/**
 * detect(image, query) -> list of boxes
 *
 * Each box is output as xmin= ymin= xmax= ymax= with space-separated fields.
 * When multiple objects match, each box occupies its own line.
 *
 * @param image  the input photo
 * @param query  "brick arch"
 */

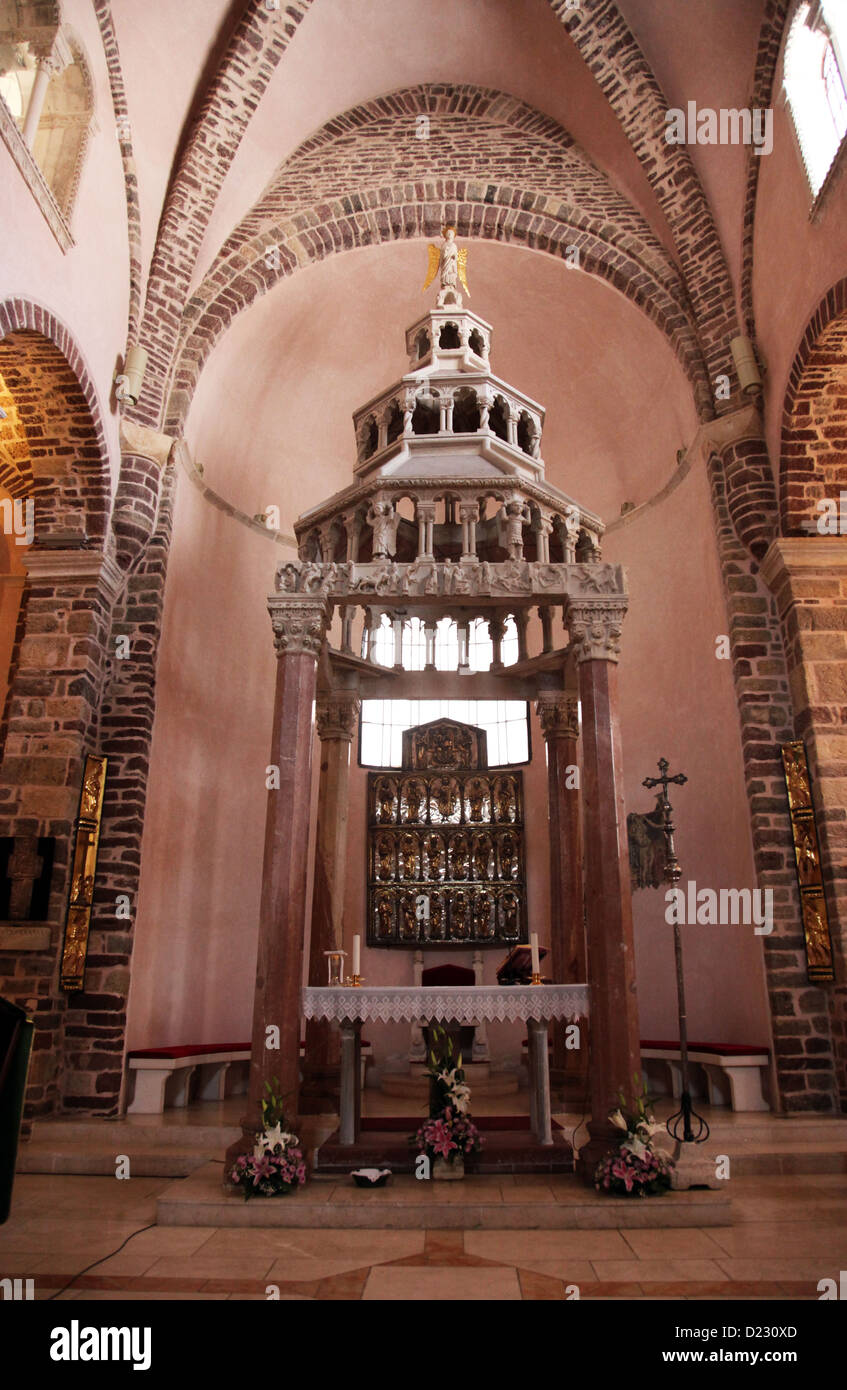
xmin=165 ymin=86 xmax=710 ymax=431
xmin=780 ymin=277 xmax=847 ymax=535
xmin=549 ymin=0 xmax=738 ymax=385
xmin=0 ymin=300 xmax=111 ymax=541
xmin=128 ymin=0 xmax=314 ymax=430
xmin=740 ymin=0 xmax=791 ymax=339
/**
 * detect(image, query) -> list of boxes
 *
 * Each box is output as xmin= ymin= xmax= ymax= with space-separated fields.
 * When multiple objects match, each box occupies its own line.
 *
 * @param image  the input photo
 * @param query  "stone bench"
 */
xmin=641 ymin=1039 xmax=771 ymax=1113
xmin=126 ymin=1040 xmax=372 ymax=1114
xmin=126 ymin=1043 xmax=251 ymax=1114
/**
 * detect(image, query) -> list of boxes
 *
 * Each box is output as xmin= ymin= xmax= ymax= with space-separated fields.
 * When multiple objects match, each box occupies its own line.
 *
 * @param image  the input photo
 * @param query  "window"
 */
xmin=369 ymin=615 xmax=519 ymax=671
xmin=784 ymin=1 xmax=847 ymax=199
xmin=359 ymin=699 xmax=530 ymax=769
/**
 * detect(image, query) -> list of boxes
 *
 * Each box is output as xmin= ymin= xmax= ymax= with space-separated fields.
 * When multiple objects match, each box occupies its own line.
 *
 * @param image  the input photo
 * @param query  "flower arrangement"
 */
xmin=413 ymin=1024 xmax=482 ymax=1168
xmin=229 ymin=1077 xmax=307 ymax=1200
xmin=594 ymin=1079 xmax=675 ymax=1198
xmin=415 ymin=1107 xmax=481 ymax=1163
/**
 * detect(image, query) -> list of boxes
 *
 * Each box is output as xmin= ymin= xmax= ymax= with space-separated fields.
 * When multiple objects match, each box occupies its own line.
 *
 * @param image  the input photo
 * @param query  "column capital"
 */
xmin=458 ymin=500 xmax=480 ymax=522
xmin=566 ymin=598 xmax=627 ymax=664
xmin=535 ymin=693 xmax=580 ymax=740
xmin=268 ymin=597 xmax=328 ymax=658
xmin=316 ymin=694 xmax=360 ymax=742
xmin=415 ymin=498 xmax=437 ymax=521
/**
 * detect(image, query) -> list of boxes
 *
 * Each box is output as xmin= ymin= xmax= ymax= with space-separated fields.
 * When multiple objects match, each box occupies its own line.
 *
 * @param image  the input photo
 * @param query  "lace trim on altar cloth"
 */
xmin=302 ymin=983 xmax=588 ymax=1024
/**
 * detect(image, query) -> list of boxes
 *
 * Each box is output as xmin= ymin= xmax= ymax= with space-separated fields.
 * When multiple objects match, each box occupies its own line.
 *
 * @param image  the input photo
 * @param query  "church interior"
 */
xmin=1 ymin=0 xmax=847 ymax=1310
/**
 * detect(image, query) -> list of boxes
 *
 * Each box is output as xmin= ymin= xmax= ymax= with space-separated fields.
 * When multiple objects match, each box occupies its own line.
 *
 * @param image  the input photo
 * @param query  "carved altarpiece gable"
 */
xmin=367 ymin=718 xmax=527 ymax=948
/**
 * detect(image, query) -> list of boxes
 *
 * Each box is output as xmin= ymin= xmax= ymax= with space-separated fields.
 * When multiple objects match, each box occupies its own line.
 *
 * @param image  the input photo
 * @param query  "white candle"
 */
xmin=530 ymin=933 xmax=540 ymax=976
xmin=352 ymin=934 xmax=361 ymax=977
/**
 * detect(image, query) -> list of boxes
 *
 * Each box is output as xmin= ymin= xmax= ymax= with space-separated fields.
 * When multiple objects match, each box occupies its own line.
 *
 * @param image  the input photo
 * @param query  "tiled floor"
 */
xmin=2 ymin=1171 xmax=845 ymax=1300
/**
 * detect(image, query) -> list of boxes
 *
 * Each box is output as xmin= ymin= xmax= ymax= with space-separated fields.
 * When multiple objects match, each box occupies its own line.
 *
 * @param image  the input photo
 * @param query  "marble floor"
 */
xmin=2 ymin=1170 xmax=845 ymax=1301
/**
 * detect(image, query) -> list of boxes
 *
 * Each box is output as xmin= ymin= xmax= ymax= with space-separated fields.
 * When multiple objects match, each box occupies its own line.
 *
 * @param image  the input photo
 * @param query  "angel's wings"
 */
xmin=457 ymin=247 xmax=470 ymax=298
xmin=422 ymin=244 xmax=441 ymax=292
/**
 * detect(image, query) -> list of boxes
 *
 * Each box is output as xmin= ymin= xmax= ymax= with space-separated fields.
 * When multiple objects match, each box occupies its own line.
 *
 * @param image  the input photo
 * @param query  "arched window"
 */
xmin=784 ymin=1 xmax=847 ymax=199
xmin=0 ymin=16 xmax=93 ymax=231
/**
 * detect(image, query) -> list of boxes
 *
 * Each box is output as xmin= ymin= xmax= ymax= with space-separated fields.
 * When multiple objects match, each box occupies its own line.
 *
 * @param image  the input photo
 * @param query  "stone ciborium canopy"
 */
xmin=276 ymin=249 xmax=627 ymax=679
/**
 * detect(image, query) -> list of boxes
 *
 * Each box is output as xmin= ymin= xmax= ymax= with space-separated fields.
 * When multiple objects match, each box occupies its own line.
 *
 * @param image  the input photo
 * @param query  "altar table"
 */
xmin=302 ymin=984 xmax=589 ymax=1148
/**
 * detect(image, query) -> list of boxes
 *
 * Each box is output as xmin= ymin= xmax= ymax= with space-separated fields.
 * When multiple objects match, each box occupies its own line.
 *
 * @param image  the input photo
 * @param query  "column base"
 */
xmin=574 ymin=1120 xmax=620 ymax=1185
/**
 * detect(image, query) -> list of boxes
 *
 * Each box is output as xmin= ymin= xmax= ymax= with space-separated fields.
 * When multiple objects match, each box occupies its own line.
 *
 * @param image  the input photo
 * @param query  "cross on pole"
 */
xmin=641 ymin=759 xmax=708 ymax=1145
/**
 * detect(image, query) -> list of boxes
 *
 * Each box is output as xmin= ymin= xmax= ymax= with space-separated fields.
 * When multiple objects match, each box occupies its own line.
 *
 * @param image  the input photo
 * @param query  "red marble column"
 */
xmin=226 ymin=597 xmax=327 ymax=1171
xmin=300 ymin=692 xmax=360 ymax=1112
xmin=535 ymin=691 xmax=586 ymax=1094
xmin=566 ymin=598 xmax=641 ymax=1180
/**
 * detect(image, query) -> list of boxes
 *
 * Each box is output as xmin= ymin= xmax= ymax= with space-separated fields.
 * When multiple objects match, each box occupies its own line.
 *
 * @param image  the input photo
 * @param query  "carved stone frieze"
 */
xmin=268 ymin=598 xmax=328 ymax=658
xmin=273 ymin=558 xmax=626 ymax=605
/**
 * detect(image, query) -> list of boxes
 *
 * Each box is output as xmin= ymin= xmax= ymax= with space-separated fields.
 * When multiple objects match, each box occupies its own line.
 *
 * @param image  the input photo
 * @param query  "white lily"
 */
xmin=609 ymin=1108 xmax=628 ymax=1130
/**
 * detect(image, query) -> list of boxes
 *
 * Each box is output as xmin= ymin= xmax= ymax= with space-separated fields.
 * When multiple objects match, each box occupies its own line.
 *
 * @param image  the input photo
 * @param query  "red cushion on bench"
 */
xmin=127 ymin=1042 xmax=251 ymax=1060
xmin=641 ymin=1039 xmax=768 ymax=1056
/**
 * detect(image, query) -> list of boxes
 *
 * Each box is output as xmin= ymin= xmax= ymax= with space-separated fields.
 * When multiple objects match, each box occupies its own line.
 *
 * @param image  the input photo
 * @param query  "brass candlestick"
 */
xmin=348 ymin=974 xmax=364 ymax=988
xmin=529 ymin=972 xmax=543 ymax=986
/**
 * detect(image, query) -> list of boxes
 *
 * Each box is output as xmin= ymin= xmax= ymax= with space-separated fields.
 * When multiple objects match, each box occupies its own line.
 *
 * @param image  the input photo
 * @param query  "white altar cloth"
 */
xmin=302 ymin=983 xmax=589 ymax=1025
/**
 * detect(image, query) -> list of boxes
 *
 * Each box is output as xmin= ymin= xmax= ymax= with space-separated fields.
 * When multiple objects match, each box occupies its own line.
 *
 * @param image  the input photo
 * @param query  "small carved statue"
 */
xmin=422 ymin=226 xmax=470 ymax=307
xmin=473 ymin=832 xmax=492 ymax=881
xmin=377 ymin=895 xmax=394 ymax=938
xmin=451 ymin=832 xmax=469 ymax=880
xmin=400 ymin=893 xmax=417 ymax=939
xmin=376 ymin=837 xmax=393 ymax=880
xmin=451 ymin=890 xmax=468 ymax=939
xmin=502 ymin=889 xmax=520 ymax=939
xmin=425 ymin=834 xmax=445 ymax=879
xmin=796 ymin=822 xmax=820 ymax=883
xmin=367 ymin=500 xmax=400 ymax=558
xmin=802 ymin=899 xmax=831 ymax=968
xmin=376 ymin=781 xmax=395 ymax=823
xmin=399 ymin=833 xmax=418 ymax=880
xmin=495 ymin=778 xmax=514 ymax=822
xmin=403 ymin=779 xmax=425 ymax=822
xmin=499 ymin=831 xmax=516 ymax=880
xmin=473 ymin=892 xmax=493 ymax=939
xmin=466 ymin=779 xmax=487 ymax=822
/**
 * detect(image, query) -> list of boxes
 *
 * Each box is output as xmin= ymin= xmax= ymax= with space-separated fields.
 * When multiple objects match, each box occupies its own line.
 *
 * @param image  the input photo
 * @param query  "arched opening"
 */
xmin=385 ymin=399 xmax=403 ymax=446
xmin=452 ymin=387 xmax=480 ymax=434
xmin=0 ymin=21 xmax=93 ymax=222
xmin=468 ymin=327 xmax=486 ymax=357
xmin=784 ymin=1 xmax=847 ymax=198
xmin=411 ymin=393 xmax=439 ymax=436
xmin=414 ymin=328 xmax=430 ymax=360
xmin=438 ymin=322 xmax=461 ymax=350
xmin=358 ymin=414 xmax=378 ymax=461
xmin=489 ymin=395 xmax=509 ymax=442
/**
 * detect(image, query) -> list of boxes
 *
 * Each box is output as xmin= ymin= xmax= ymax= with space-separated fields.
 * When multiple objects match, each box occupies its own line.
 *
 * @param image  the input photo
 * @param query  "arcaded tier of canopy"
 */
xmin=295 ymin=305 xmax=604 ymax=570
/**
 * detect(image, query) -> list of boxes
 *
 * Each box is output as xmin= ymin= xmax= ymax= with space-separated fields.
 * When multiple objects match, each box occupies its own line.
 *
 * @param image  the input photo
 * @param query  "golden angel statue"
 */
xmin=422 ymin=226 xmax=469 ymax=306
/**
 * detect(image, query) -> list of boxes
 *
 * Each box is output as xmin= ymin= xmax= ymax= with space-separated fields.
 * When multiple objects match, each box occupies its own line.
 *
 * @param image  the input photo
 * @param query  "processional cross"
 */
xmin=641 ymin=759 xmax=709 ymax=1145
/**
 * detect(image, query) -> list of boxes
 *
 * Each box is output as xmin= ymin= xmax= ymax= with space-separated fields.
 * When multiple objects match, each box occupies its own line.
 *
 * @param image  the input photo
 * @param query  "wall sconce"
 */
xmin=114 ymin=345 xmax=148 ymax=406
xmin=730 ymin=335 xmax=763 ymax=395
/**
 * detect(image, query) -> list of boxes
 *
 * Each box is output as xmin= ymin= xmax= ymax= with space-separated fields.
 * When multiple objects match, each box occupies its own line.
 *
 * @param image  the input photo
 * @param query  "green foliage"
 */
xmin=261 ymin=1075 xmax=290 ymax=1130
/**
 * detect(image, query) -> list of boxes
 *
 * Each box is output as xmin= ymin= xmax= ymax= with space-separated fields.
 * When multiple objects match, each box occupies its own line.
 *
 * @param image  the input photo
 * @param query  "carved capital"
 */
xmin=268 ymin=598 xmax=328 ymax=659
xmin=536 ymin=694 xmax=580 ymax=741
xmin=316 ymin=694 xmax=360 ymax=742
xmin=566 ymin=599 xmax=627 ymax=664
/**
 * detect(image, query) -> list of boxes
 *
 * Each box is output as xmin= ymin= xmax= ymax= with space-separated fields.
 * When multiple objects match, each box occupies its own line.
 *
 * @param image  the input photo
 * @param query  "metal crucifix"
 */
xmin=642 ymin=759 xmax=709 ymax=1145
